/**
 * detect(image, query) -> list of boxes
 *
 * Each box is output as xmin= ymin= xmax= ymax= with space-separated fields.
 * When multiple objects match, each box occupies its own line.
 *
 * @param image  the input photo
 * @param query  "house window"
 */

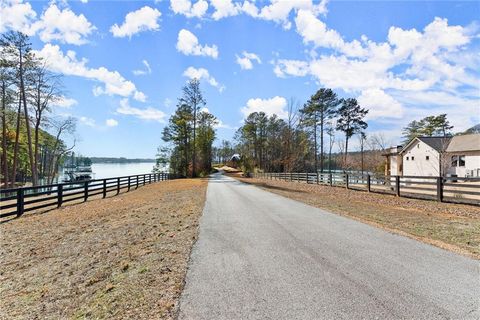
xmin=426 ymin=156 xmax=429 ymax=160
xmin=459 ymin=155 xmax=466 ymax=167
xmin=411 ymin=156 xmax=415 ymax=161
xmin=417 ymin=144 xmax=420 ymax=148
xmin=406 ymin=157 xmax=409 ymax=160
xmin=451 ymin=155 xmax=458 ymax=167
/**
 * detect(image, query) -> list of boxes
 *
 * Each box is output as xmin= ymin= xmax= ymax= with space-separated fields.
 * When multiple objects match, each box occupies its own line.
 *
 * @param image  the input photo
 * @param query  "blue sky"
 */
xmin=1 ymin=0 xmax=479 ymax=158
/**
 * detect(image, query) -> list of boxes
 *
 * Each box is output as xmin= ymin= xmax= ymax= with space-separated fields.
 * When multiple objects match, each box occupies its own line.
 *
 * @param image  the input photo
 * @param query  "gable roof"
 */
xmin=446 ymin=134 xmax=480 ymax=152
xmin=417 ymin=136 xmax=451 ymax=152
xmin=400 ymin=136 xmax=451 ymax=154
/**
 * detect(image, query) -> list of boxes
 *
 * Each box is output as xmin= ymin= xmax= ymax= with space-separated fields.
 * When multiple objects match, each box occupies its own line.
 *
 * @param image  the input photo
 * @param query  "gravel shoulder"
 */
xmin=229 ymin=173 xmax=480 ymax=259
xmin=0 ymin=178 xmax=208 ymax=319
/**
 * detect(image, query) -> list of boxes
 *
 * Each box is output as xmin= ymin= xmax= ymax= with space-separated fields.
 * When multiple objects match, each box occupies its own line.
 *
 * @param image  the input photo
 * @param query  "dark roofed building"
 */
xmin=385 ymin=134 xmax=480 ymax=177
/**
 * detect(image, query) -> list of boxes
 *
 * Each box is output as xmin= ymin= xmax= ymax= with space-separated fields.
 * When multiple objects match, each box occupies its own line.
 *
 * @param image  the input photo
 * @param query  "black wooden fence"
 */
xmin=0 ymin=172 xmax=174 ymax=219
xmin=254 ymin=172 xmax=480 ymax=206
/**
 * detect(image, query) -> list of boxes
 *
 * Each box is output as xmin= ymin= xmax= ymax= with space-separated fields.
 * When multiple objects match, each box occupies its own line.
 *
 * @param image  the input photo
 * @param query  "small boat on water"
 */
xmin=63 ymin=165 xmax=95 ymax=182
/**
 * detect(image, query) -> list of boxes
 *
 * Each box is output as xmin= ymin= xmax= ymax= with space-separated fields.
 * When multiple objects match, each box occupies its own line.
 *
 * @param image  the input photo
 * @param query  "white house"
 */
xmin=446 ymin=134 xmax=480 ymax=178
xmin=384 ymin=133 xmax=480 ymax=177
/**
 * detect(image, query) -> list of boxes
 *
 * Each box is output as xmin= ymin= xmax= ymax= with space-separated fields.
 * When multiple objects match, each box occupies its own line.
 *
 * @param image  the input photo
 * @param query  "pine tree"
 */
xmin=300 ymin=88 xmax=339 ymax=173
xmin=336 ymin=98 xmax=368 ymax=167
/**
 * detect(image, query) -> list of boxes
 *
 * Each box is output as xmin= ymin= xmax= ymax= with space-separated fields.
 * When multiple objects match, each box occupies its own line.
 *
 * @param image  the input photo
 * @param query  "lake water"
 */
xmin=91 ymin=162 xmax=157 ymax=179
xmin=55 ymin=162 xmax=158 ymax=182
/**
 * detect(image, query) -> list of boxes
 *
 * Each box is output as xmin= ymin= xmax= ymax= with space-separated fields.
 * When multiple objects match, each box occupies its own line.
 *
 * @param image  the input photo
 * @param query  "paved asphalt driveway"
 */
xmin=178 ymin=173 xmax=479 ymax=319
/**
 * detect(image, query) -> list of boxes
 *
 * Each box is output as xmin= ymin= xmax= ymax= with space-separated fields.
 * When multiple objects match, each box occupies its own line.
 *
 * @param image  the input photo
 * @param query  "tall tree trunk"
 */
xmin=192 ymin=106 xmax=196 ymax=178
xmin=11 ymin=95 xmax=21 ymax=187
xmin=320 ymin=112 xmax=324 ymax=173
xmin=18 ymin=49 xmax=37 ymax=186
xmin=328 ymin=136 xmax=332 ymax=173
xmin=344 ymin=135 xmax=349 ymax=169
xmin=1 ymin=82 xmax=8 ymax=187
xmin=34 ymin=87 xmax=42 ymax=180
xmin=47 ymin=129 xmax=62 ymax=185
xmin=313 ymin=112 xmax=317 ymax=173
xmin=34 ymin=119 xmax=40 ymax=179
xmin=361 ymin=141 xmax=364 ymax=175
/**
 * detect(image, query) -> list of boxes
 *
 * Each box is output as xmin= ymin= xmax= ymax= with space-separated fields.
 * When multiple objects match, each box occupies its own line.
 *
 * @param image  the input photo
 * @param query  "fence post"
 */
xmin=306 ymin=172 xmax=309 ymax=184
xmin=437 ymin=177 xmax=443 ymax=202
xmin=57 ymin=184 xmax=63 ymax=208
xmin=17 ymin=188 xmax=24 ymax=217
xmin=117 ymin=177 xmax=120 ymax=195
xmin=103 ymin=179 xmax=107 ymax=198
xmin=84 ymin=181 xmax=89 ymax=202
xmin=316 ymin=172 xmax=319 ymax=184
xmin=395 ymin=176 xmax=401 ymax=197
xmin=128 ymin=176 xmax=131 ymax=191
xmin=136 ymin=175 xmax=139 ymax=189
xmin=345 ymin=174 xmax=349 ymax=189
xmin=329 ymin=173 xmax=333 ymax=186
xmin=367 ymin=175 xmax=371 ymax=192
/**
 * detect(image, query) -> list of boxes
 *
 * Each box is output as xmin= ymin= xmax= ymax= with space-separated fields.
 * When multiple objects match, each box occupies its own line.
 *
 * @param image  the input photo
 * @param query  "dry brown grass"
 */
xmin=231 ymin=175 xmax=480 ymax=259
xmin=0 ymin=178 xmax=208 ymax=319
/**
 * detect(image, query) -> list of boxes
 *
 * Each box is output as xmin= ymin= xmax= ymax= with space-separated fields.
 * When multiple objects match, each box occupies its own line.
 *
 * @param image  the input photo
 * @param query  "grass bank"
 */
xmin=229 ymin=173 xmax=480 ymax=259
xmin=0 ymin=178 xmax=208 ymax=319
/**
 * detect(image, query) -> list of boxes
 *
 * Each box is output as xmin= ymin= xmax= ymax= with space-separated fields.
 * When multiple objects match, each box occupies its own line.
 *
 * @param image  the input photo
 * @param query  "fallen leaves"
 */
xmin=0 ymin=179 xmax=208 ymax=319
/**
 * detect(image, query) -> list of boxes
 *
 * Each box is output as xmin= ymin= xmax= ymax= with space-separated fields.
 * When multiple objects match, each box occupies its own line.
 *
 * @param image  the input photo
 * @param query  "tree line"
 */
xmin=1 ymin=31 xmax=76 ymax=188
xmin=158 ymin=79 xmax=217 ymax=177
xmin=230 ymin=89 xmax=371 ymax=174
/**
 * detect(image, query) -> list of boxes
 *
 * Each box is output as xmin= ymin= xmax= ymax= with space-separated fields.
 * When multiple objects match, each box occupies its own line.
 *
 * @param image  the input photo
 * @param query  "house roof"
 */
xmin=400 ymin=136 xmax=451 ymax=154
xmin=417 ymin=136 xmax=451 ymax=152
xmin=446 ymin=133 xmax=480 ymax=152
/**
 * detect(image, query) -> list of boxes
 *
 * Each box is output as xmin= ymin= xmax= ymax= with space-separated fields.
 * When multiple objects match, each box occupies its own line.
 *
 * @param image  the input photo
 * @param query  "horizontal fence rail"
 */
xmin=254 ymin=172 xmax=480 ymax=206
xmin=0 ymin=172 xmax=175 ymax=219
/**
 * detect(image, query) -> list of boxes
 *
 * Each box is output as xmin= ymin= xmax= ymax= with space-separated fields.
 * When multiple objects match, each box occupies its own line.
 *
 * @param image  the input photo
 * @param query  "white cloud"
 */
xmin=357 ymin=88 xmax=404 ymax=120
xmin=295 ymin=9 xmax=364 ymax=57
xmin=283 ymin=16 xmax=477 ymax=92
xmin=1 ymin=2 xmax=95 ymax=45
xmin=257 ymin=0 xmax=328 ymax=29
xmin=273 ymin=59 xmax=309 ymax=78
xmin=133 ymin=59 xmax=152 ymax=76
xmin=117 ymin=98 xmax=166 ymax=123
xmin=79 ymin=116 xmax=95 ymax=127
xmin=29 ymin=4 xmax=95 ymax=45
xmin=110 ymin=6 xmax=161 ymax=38
xmin=0 ymin=0 xmax=37 ymax=34
xmin=34 ymin=44 xmax=146 ymax=101
xmin=241 ymin=96 xmax=288 ymax=119
xmin=274 ymin=15 xmax=479 ymax=131
xmin=170 ymin=0 xmax=208 ymax=18
xmin=236 ymin=51 xmax=261 ymax=70
xmin=183 ymin=66 xmax=224 ymax=92
xmin=52 ymin=96 xmax=78 ymax=108
xmin=210 ymin=0 xmax=241 ymax=20
xmin=105 ymin=119 xmax=119 ymax=127
xmin=198 ymin=0 xmax=328 ymax=29
xmin=176 ymin=29 xmax=218 ymax=58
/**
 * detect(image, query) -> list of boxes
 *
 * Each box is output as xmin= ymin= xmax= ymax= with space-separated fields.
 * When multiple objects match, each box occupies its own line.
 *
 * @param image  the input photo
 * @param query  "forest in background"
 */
xmin=1 ymin=31 xmax=76 ymax=188
xmin=212 ymin=88 xmax=461 ymax=176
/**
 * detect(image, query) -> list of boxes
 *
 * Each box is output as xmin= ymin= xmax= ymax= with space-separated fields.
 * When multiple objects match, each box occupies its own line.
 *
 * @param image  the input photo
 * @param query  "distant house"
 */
xmin=228 ymin=153 xmax=241 ymax=168
xmin=446 ymin=134 xmax=480 ymax=178
xmin=384 ymin=133 xmax=480 ymax=177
